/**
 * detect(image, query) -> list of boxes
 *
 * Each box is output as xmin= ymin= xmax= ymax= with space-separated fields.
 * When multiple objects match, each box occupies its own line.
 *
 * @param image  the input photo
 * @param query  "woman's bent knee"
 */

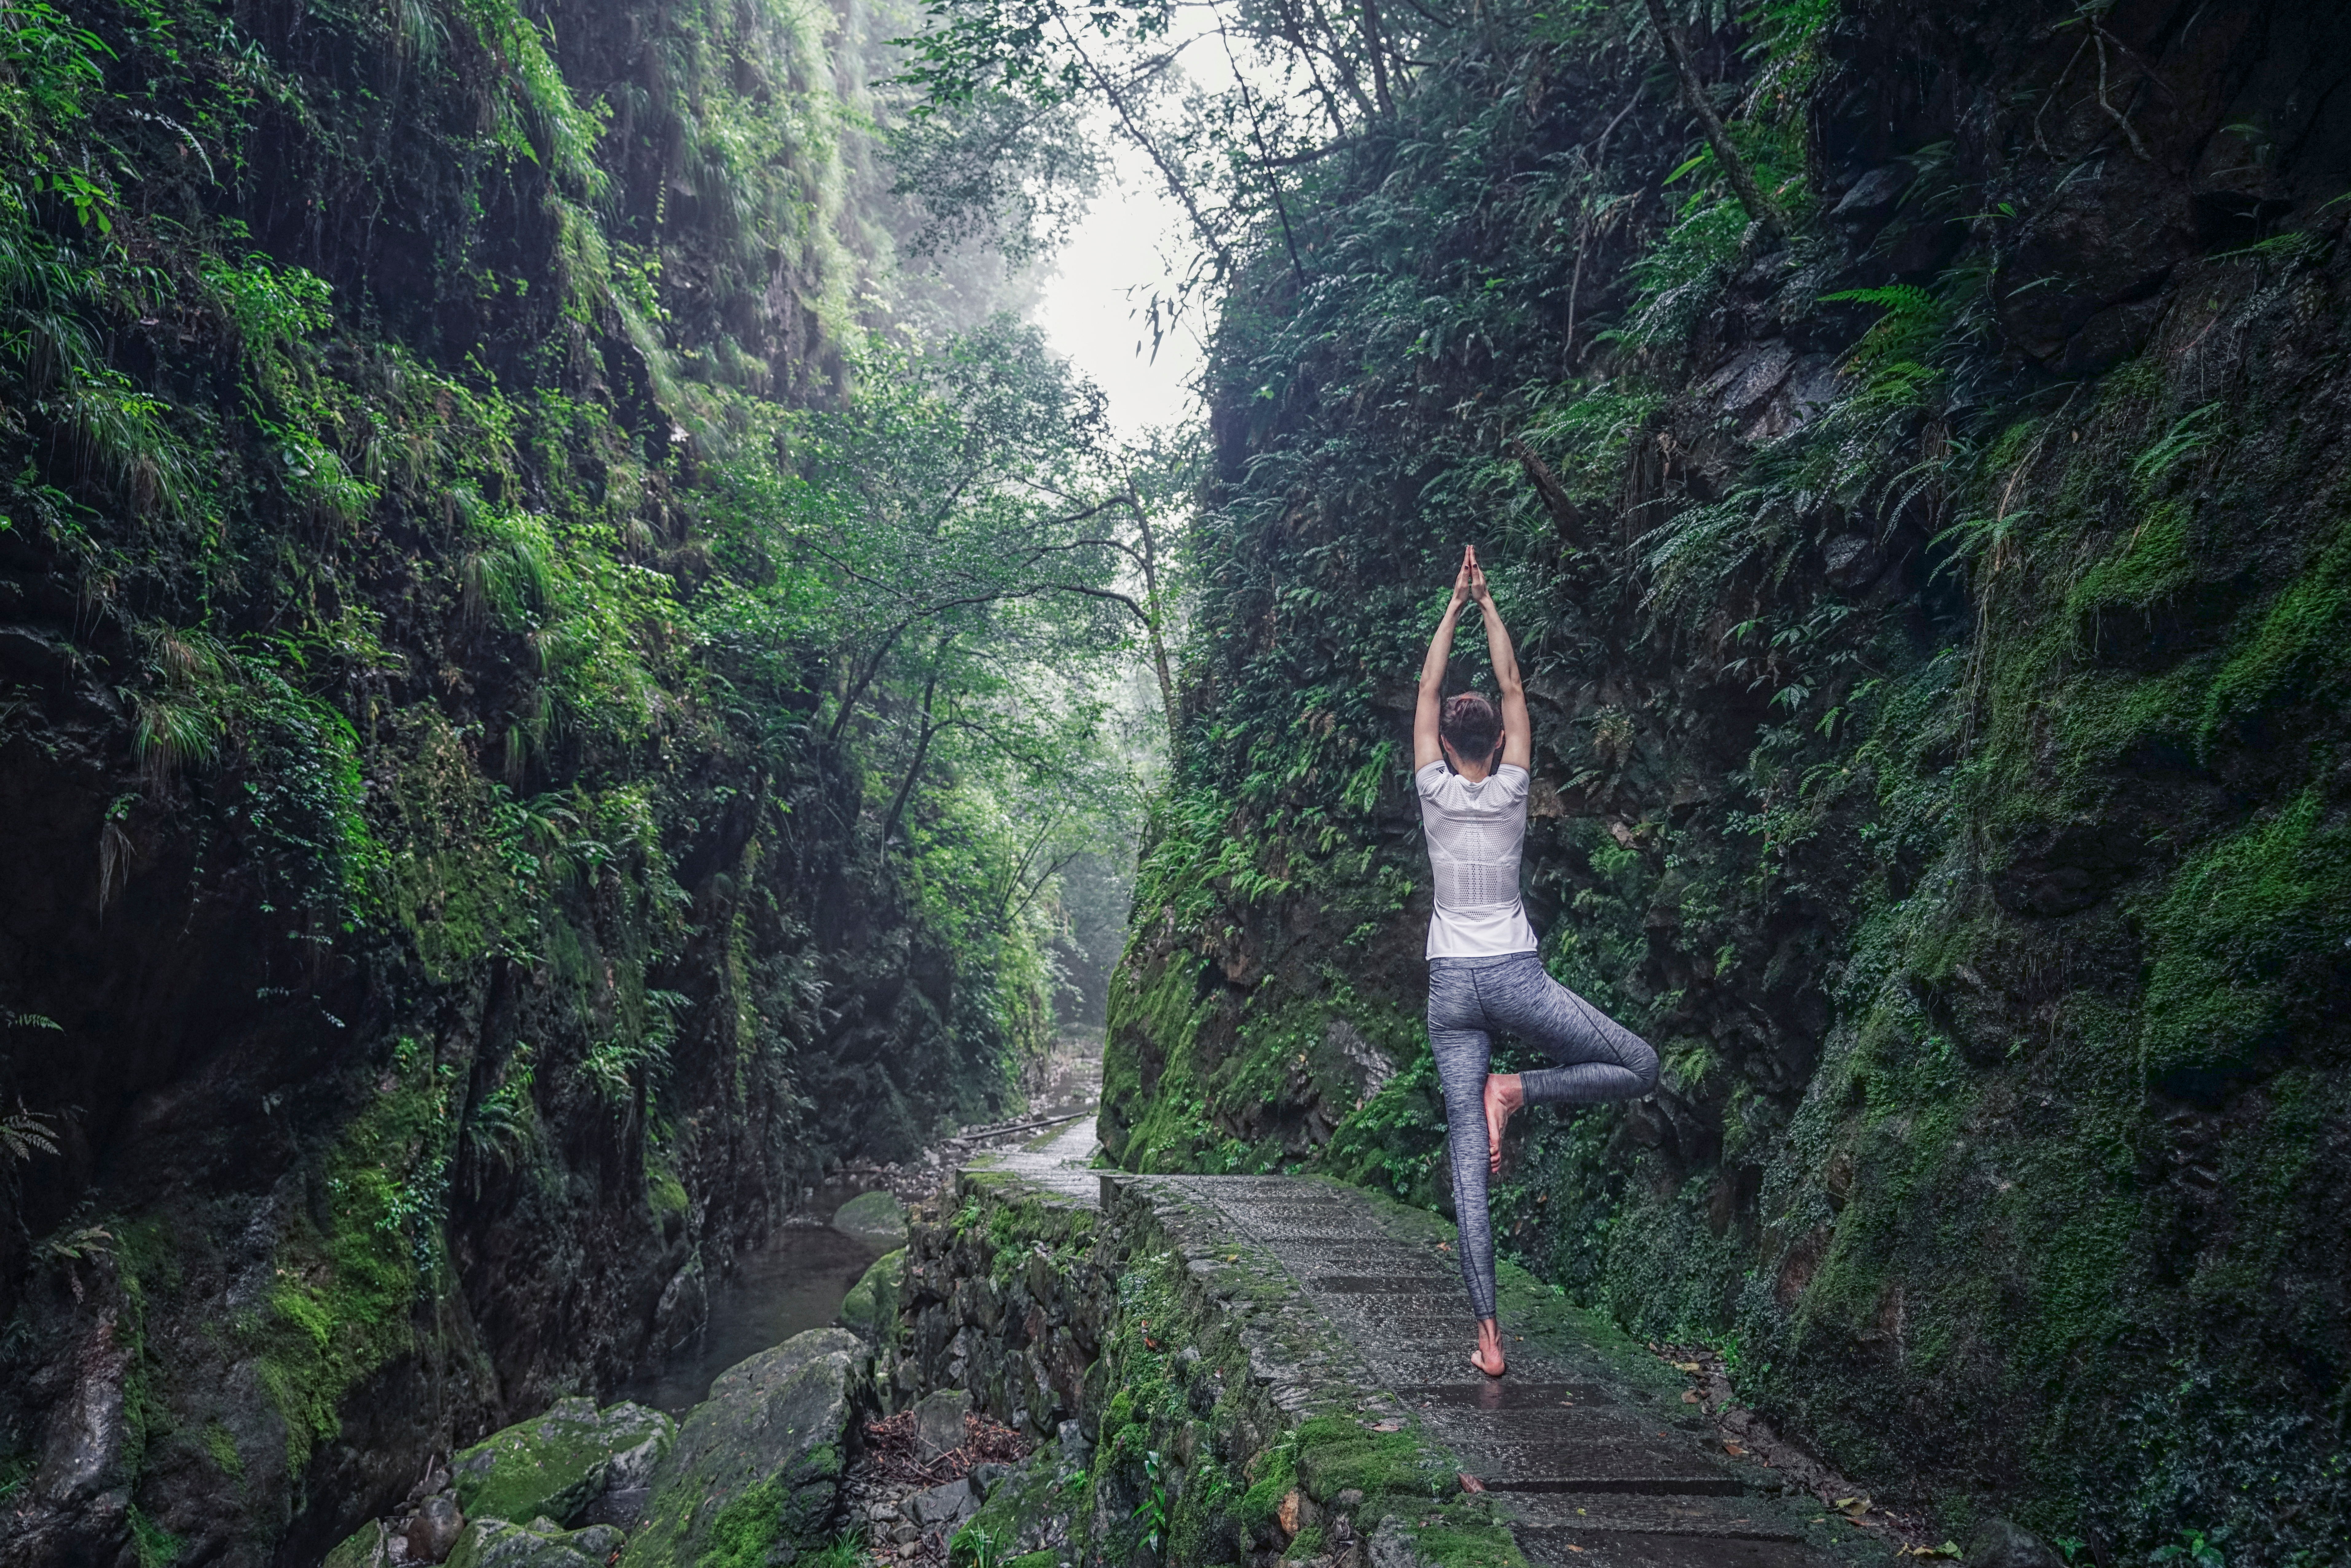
xmin=1627 ymin=1038 xmax=1660 ymax=1095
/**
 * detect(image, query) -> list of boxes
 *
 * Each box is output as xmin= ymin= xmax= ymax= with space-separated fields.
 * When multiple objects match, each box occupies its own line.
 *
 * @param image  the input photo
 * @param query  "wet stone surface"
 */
xmin=1134 ymin=1176 xmax=1835 ymax=1567
xmin=961 ymin=1116 xmax=1104 ymax=1207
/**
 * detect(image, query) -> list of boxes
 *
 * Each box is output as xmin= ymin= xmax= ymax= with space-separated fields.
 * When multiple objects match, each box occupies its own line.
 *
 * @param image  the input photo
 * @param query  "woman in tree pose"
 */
xmin=1414 ymin=545 xmax=1659 ymax=1377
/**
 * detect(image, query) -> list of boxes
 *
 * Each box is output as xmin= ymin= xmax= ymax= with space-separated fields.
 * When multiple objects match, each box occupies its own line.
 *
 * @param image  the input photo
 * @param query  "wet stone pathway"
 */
xmin=1127 ymin=1176 xmax=1836 ymax=1568
xmin=965 ymin=1114 xmax=1102 ymax=1204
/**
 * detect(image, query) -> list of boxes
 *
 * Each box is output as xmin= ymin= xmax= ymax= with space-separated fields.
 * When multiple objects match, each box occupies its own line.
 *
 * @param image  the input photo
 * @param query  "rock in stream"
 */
xmin=617 ymin=1327 xmax=864 ymax=1568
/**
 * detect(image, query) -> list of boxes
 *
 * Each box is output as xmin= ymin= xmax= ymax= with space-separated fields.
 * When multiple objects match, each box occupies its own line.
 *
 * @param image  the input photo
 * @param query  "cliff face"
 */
xmin=1105 ymin=1 xmax=2351 ymax=1560
xmin=0 ymin=0 xmax=1036 ymax=1560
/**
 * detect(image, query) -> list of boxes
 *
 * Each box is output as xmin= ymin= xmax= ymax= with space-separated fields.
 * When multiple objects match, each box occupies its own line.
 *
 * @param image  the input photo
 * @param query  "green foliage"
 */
xmin=35 ymin=1220 xmax=115 ymax=1267
xmin=461 ymin=1054 xmax=540 ymax=1181
xmin=1321 ymin=1053 xmax=1445 ymax=1202
xmin=1819 ymin=282 xmax=1954 ymax=412
xmin=199 ymin=253 xmax=331 ymax=369
xmin=2150 ymin=1531 xmax=2228 ymax=1568
xmin=794 ymin=1538 xmax=875 ymax=1568
xmin=1129 ymin=1447 xmax=1168 ymax=1553
xmin=2133 ymin=401 xmax=2224 ymax=487
xmin=886 ymin=90 xmax=1102 ymax=263
xmin=451 ymin=0 xmax=608 ymax=196
xmin=1741 ymin=0 xmax=1836 ymax=72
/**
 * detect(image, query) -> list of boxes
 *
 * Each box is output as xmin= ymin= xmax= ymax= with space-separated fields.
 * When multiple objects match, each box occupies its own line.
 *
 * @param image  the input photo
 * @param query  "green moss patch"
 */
xmin=2141 ymin=788 xmax=2351 ymax=1100
xmin=838 ymin=1248 xmax=905 ymax=1341
xmin=249 ymin=1039 xmax=457 ymax=1478
xmin=451 ymin=1398 xmax=674 ymax=1528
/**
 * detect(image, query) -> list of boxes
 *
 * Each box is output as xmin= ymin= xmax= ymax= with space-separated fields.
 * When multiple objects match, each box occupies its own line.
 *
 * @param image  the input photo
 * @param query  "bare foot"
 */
xmin=1483 ymin=1072 xmax=1523 ymax=1175
xmin=1471 ymin=1317 xmax=1507 ymax=1378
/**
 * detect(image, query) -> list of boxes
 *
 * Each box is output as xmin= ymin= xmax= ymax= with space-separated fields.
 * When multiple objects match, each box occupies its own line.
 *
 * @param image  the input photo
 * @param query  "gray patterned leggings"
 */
xmin=1427 ymin=952 xmax=1658 ymax=1319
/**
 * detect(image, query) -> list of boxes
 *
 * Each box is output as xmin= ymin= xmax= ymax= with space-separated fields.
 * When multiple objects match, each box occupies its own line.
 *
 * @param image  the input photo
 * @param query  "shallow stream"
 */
xmin=611 ymin=1037 xmax=1104 ymax=1418
xmin=614 ymin=1219 xmax=883 ymax=1416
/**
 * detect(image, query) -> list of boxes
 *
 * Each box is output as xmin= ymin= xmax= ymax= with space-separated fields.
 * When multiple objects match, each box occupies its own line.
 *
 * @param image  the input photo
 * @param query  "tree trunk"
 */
xmin=880 ymin=643 xmax=952 ymax=846
xmin=1132 ymin=501 xmax=1182 ymax=764
xmin=1360 ymin=0 xmax=1393 ymax=113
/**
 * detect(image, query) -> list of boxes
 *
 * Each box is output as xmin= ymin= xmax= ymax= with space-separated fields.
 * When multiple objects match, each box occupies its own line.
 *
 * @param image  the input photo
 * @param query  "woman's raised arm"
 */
xmin=1414 ymin=547 xmax=1475 ymax=769
xmin=1467 ymin=549 xmax=1530 ymax=770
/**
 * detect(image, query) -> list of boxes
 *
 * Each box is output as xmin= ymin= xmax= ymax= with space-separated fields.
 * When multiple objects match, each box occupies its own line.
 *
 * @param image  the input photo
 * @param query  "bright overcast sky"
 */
xmin=1032 ymin=123 xmax=1208 ymax=440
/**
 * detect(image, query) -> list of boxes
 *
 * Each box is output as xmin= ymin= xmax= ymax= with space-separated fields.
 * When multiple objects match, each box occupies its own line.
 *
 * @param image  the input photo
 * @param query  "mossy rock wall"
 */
xmin=0 ymin=0 xmax=1046 ymax=1558
xmin=1102 ymin=1 xmax=2351 ymax=1562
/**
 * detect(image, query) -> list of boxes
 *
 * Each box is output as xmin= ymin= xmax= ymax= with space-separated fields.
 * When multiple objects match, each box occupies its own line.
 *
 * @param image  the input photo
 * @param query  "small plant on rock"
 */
xmin=2 ymin=1101 xmax=58 ymax=1161
xmin=950 ymin=1522 xmax=1003 ymax=1568
xmin=2149 ymin=1529 xmax=2225 ymax=1568
xmin=1131 ymin=1449 xmax=1169 ymax=1555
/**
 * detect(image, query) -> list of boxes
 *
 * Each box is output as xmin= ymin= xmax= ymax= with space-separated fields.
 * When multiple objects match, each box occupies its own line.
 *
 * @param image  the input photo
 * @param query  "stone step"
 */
xmin=1399 ymin=1381 xmax=1623 ymax=1408
xmin=1514 ymin=1527 xmax=1832 ymax=1567
xmin=1505 ymin=1491 xmax=1805 ymax=1539
xmin=1315 ymin=1300 xmax=1491 ymax=1348
xmin=1431 ymin=1428 xmax=1750 ymax=1496
xmin=1257 ymin=1238 xmax=1453 ymax=1261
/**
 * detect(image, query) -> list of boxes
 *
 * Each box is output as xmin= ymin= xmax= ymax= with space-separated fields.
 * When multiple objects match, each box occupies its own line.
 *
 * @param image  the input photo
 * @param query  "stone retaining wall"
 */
xmin=879 ymin=1168 xmax=1106 ymax=1438
xmin=880 ymin=1169 xmax=1521 ymax=1567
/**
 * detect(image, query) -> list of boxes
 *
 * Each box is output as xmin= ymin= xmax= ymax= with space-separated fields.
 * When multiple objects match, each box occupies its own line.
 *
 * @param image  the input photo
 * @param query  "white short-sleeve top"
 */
xmin=1414 ymin=760 xmax=1539 ymax=959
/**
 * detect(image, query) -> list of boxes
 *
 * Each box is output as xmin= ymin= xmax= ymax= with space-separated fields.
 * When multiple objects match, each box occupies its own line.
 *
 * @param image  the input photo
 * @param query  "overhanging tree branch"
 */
xmin=828 ymin=620 xmax=914 ymax=743
xmin=1643 ymin=0 xmax=1786 ymax=241
xmin=1214 ymin=13 xmax=1310 ymax=288
xmin=1056 ymin=16 xmax=1238 ymax=277
xmin=1359 ymin=0 xmax=1393 ymax=113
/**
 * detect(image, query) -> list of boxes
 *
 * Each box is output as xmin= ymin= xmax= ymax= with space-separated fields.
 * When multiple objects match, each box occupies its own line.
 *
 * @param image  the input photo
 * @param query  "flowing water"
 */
xmin=615 ymin=1219 xmax=884 ymax=1416
xmin=614 ymin=1037 xmax=1107 ymax=1417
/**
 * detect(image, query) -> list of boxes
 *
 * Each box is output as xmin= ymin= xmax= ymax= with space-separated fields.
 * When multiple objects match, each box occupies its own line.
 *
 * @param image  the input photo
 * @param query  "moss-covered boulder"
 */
xmin=838 ymin=1247 xmax=904 ymax=1341
xmin=445 ymin=1517 xmax=626 ymax=1568
xmin=452 ymin=1398 xmax=676 ymax=1529
xmin=321 ymin=1522 xmax=397 ymax=1568
xmin=832 ymin=1189 xmax=908 ymax=1246
xmin=948 ymin=1440 xmax=1091 ymax=1567
xmin=617 ymin=1328 xmax=864 ymax=1568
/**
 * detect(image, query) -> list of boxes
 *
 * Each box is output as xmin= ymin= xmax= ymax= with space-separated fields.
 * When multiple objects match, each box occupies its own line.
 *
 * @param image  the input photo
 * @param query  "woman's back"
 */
xmin=1415 ymin=760 xmax=1536 ymax=958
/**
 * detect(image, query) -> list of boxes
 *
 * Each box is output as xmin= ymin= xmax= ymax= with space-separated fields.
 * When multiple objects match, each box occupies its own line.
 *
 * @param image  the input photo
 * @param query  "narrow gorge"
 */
xmin=3 ymin=0 xmax=2347 ymax=1566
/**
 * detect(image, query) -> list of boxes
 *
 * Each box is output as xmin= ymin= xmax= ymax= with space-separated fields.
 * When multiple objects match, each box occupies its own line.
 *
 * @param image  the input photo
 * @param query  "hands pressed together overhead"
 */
xmin=1415 ymin=543 xmax=1529 ymax=776
xmin=1449 ymin=543 xmax=1493 ymax=608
